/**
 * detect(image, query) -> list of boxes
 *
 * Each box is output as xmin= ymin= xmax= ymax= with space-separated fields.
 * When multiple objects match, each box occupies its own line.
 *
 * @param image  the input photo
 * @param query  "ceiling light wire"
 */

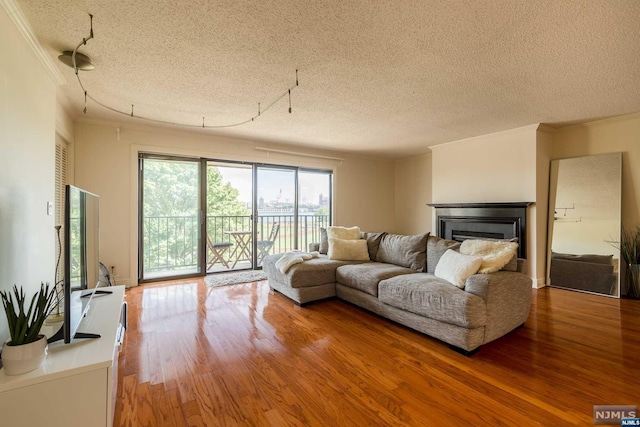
xmin=68 ymin=14 xmax=300 ymax=129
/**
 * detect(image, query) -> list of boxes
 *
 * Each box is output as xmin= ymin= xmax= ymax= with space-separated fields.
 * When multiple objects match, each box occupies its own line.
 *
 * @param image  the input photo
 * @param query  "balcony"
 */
xmin=142 ymin=214 xmax=329 ymax=278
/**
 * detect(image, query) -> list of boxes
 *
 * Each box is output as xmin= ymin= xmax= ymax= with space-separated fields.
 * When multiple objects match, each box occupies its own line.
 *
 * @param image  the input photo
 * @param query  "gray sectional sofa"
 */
xmin=263 ymin=232 xmax=533 ymax=354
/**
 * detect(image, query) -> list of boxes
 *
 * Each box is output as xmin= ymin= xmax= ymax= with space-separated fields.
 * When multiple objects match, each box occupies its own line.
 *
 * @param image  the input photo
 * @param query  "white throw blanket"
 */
xmin=459 ymin=239 xmax=518 ymax=273
xmin=275 ymin=251 xmax=320 ymax=273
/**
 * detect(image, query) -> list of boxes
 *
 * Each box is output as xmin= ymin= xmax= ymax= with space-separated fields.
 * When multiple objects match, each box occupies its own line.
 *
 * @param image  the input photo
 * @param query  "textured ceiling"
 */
xmin=14 ymin=0 xmax=640 ymax=158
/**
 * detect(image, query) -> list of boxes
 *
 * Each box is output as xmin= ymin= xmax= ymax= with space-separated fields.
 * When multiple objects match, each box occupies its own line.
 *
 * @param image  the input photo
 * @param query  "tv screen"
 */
xmin=67 ymin=186 xmax=100 ymax=292
xmin=49 ymin=185 xmax=102 ymax=344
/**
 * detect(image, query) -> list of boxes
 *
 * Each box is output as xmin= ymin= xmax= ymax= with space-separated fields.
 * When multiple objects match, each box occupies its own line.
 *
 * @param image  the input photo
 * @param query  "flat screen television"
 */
xmin=49 ymin=185 xmax=107 ymax=344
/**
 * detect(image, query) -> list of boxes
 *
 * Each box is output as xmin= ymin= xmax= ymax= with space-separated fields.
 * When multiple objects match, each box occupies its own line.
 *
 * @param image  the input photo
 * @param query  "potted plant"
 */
xmin=1 ymin=282 xmax=56 ymax=375
xmin=613 ymin=226 xmax=640 ymax=298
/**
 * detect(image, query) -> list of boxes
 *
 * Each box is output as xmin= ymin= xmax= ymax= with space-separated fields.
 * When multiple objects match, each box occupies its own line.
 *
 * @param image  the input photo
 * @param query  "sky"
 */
xmin=216 ymin=165 xmax=330 ymax=206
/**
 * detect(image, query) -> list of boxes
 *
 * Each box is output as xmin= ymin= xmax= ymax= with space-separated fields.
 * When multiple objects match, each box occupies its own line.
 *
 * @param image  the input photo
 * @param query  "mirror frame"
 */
xmin=546 ymin=152 xmax=622 ymax=298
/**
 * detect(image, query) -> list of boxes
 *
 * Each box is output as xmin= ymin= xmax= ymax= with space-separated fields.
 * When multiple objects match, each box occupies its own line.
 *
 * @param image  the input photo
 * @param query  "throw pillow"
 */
xmin=459 ymin=239 xmax=519 ymax=273
xmin=434 ymin=249 xmax=483 ymax=289
xmin=426 ymin=236 xmax=461 ymax=274
xmin=328 ymin=238 xmax=370 ymax=261
xmin=361 ymin=231 xmax=386 ymax=261
xmin=327 ymin=226 xmax=361 ymax=240
xmin=376 ymin=233 xmax=429 ymax=272
xmin=319 ymin=227 xmax=329 ymax=254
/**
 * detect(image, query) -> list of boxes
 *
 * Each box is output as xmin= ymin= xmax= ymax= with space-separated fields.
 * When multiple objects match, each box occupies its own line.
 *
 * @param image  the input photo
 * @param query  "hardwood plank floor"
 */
xmin=114 ymin=278 xmax=640 ymax=426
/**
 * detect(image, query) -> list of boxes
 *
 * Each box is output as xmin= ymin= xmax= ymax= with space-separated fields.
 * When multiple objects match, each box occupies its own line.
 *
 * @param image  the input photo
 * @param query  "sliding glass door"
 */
xmin=255 ymin=166 xmax=296 ymax=267
xmin=206 ymin=162 xmax=253 ymax=272
xmin=139 ymin=154 xmax=333 ymax=282
xmin=298 ymin=170 xmax=332 ymax=251
xmin=139 ymin=156 xmax=202 ymax=281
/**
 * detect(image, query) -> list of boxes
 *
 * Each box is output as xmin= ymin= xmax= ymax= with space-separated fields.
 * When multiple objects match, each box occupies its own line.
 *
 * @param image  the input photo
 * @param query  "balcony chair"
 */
xmin=257 ymin=223 xmax=280 ymax=265
xmin=207 ymin=236 xmax=233 ymax=270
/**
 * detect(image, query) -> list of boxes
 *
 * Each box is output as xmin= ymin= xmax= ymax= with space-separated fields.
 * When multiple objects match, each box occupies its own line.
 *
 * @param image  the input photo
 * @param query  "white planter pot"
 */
xmin=1 ymin=334 xmax=48 ymax=376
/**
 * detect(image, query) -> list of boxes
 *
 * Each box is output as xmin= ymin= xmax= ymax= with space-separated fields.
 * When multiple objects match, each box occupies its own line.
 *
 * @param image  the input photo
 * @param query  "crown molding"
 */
xmin=1 ymin=0 xmax=65 ymax=86
xmin=429 ymin=124 xmax=541 ymax=151
xmin=553 ymin=111 xmax=640 ymax=133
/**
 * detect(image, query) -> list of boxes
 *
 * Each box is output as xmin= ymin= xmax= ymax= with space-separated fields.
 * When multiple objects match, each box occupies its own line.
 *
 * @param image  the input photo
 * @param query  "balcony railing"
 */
xmin=142 ymin=214 xmax=329 ymax=275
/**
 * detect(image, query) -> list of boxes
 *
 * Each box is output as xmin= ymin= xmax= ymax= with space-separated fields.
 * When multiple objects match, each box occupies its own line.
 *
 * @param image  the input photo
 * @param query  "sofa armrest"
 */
xmin=309 ymin=242 xmax=320 ymax=252
xmin=464 ymin=271 xmax=532 ymax=344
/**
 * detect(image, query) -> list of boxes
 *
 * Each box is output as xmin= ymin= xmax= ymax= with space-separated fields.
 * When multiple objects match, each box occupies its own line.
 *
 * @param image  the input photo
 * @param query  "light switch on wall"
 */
xmin=47 ymin=201 xmax=53 ymax=216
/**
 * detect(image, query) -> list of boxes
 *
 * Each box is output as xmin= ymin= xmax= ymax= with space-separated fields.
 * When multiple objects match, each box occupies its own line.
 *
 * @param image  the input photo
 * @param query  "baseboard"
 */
xmin=532 ymin=277 xmax=547 ymax=289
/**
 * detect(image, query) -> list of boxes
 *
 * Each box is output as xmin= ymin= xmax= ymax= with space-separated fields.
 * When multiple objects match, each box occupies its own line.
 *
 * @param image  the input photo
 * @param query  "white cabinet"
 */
xmin=0 ymin=286 xmax=126 ymax=427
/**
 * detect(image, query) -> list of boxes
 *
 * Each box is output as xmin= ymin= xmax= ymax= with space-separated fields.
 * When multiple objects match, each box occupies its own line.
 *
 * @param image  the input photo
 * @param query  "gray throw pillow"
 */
xmin=426 ymin=235 xmax=461 ymax=274
xmin=377 ymin=233 xmax=429 ymax=272
xmin=319 ymin=227 xmax=329 ymax=254
xmin=361 ymin=232 xmax=386 ymax=261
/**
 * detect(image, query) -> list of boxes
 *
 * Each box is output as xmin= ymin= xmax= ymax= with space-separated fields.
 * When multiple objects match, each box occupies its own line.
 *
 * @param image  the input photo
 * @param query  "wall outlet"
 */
xmin=47 ymin=201 xmax=54 ymax=216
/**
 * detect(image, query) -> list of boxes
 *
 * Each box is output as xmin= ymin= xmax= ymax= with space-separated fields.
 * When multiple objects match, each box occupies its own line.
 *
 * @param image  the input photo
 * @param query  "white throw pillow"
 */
xmin=328 ymin=238 xmax=370 ymax=261
xmin=434 ymin=249 xmax=483 ymax=289
xmin=459 ymin=239 xmax=519 ymax=273
xmin=327 ymin=226 xmax=361 ymax=240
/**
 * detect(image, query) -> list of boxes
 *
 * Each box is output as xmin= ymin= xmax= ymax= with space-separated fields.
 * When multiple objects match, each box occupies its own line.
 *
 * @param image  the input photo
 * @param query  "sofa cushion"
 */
xmin=378 ymin=274 xmax=487 ymax=328
xmin=336 ymin=263 xmax=416 ymax=296
xmin=263 ymin=253 xmax=351 ymax=288
xmin=328 ymin=238 xmax=370 ymax=261
xmin=376 ymin=233 xmax=429 ymax=272
xmin=361 ymin=232 xmax=386 ymax=261
xmin=319 ymin=227 xmax=329 ymax=254
xmin=434 ymin=249 xmax=483 ymax=288
xmin=459 ymin=239 xmax=519 ymax=274
xmin=426 ymin=236 xmax=461 ymax=274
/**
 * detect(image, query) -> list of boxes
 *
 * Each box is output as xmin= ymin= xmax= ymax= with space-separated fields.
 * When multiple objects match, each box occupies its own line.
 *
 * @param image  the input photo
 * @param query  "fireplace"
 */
xmin=428 ymin=202 xmax=533 ymax=259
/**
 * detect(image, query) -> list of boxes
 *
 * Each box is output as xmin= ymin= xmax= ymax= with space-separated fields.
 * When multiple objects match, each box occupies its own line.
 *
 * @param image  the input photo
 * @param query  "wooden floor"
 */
xmin=114 ymin=278 xmax=640 ymax=426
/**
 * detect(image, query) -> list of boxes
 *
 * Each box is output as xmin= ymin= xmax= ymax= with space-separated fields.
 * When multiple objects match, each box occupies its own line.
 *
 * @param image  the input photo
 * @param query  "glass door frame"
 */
xmin=138 ymin=153 xmax=333 ymax=283
xmin=205 ymin=159 xmax=254 ymax=273
xmin=253 ymin=163 xmax=299 ymax=268
xmin=138 ymin=153 xmax=205 ymax=283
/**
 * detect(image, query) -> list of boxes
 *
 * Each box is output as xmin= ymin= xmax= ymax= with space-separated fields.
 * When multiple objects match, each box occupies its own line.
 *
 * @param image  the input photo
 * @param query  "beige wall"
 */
xmin=551 ymin=113 xmax=640 ymax=229
xmin=0 ymin=7 xmax=58 ymax=343
xmin=431 ymin=125 xmax=539 ymax=203
xmin=428 ymin=125 xmax=548 ymax=285
xmin=395 ymin=116 xmax=640 ymax=288
xmin=73 ymin=114 xmax=640 ymax=291
xmin=72 ymin=122 xmax=395 ymax=286
xmin=393 ymin=153 xmax=432 ymax=235
xmin=535 ymin=129 xmax=553 ymax=287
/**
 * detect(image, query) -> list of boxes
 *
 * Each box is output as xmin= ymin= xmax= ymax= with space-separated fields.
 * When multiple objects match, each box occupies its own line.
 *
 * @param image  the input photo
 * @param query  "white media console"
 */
xmin=0 ymin=286 xmax=126 ymax=427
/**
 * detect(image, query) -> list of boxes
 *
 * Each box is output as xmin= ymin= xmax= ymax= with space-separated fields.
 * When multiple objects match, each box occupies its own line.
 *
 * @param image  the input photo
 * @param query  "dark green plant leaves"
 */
xmin=1 ymin=282 xmax=57 ymax=345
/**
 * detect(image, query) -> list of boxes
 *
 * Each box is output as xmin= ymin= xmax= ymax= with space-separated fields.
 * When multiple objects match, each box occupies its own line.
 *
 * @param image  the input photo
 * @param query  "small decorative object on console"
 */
xmin=1 ymin=283 xmax=56 ymax=375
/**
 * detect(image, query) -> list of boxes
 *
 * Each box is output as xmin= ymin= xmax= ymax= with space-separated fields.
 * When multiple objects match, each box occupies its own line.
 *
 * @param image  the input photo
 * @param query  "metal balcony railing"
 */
xmin=142 ymin=214 xmax=330 ymax=274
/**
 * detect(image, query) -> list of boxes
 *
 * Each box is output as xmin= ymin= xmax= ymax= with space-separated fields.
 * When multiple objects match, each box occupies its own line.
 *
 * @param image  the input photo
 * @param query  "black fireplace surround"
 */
xmin=428 ymin=202 xmax=533 ymax=259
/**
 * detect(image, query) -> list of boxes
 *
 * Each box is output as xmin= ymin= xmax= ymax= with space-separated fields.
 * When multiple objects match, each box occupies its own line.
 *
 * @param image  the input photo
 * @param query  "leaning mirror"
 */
xmin=547 ymin=152 xmax=622 ymax=297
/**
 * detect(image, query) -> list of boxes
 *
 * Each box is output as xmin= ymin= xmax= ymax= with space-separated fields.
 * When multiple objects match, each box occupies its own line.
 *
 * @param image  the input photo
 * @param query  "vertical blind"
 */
xmin=55 ymin=141 xmax=67 ymax=283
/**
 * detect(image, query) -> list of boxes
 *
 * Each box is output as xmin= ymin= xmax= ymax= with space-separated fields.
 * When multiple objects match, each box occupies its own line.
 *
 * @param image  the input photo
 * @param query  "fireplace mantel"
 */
xmin=427 ymin=202 xmax=533 ymax=258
